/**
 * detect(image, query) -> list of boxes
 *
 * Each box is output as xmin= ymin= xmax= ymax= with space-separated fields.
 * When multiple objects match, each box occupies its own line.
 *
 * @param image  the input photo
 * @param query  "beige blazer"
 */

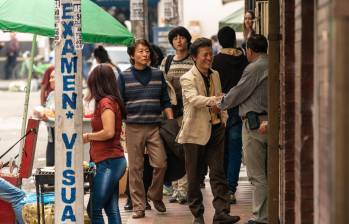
xmin=176 ymin=66 xmax=228 ymax=145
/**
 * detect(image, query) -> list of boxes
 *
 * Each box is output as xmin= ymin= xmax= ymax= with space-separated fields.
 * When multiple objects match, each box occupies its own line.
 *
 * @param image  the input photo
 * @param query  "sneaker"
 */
xmin=163 ymin=185 xmax=173 ymax=196
xmin=177 ymin=194 xmax=187 ymax=204
xmin=169 ymin=191 xmax=178 ymax=203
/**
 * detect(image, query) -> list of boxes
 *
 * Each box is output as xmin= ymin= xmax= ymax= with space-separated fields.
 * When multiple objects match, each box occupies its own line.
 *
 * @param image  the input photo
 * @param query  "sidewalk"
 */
xmin=119 ymin=166 xmax=252 ymax=224
xmin=0 ymin=80 xmax=11 ymax=91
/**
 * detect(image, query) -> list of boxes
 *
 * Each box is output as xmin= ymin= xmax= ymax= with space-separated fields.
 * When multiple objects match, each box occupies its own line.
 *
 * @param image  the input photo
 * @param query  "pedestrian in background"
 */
xmin=83 ymin=64 xmax=127 ymax=223
xmin=4 ymin=33 xmax=20 ymax=80
xmin=211 ymin=35 xmax=221 ymax=56
xmin=82 ymin=43 xmax=95 ymax=80
xmin=92 ymin=45 xmax=121 ymax=80
xmin=177 ymin=37 xmax=240 ymax=224
xmin=118 ymin=39 xmax=173 ymax=219
xmin=212 ymin=26 xmax=248 ymax=204
xmin=219 ymin=34 xmax=269 ymax=224
xmin=242 ymin=10 xmax=256 ymax=50
xmin=160 ymin=26 xmax=194 ymax=204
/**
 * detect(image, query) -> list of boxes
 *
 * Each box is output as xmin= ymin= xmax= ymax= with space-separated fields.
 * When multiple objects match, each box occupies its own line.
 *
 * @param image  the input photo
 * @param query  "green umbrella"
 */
xmin=0 ymin=0 xmax=134 ymax=45
xmin=0 ymin=0 xmax=134 ymax=159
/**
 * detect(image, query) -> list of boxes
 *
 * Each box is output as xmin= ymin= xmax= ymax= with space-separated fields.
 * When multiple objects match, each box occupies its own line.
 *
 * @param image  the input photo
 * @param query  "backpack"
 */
xmin=164 ymin=55 xmax=175 ymax=75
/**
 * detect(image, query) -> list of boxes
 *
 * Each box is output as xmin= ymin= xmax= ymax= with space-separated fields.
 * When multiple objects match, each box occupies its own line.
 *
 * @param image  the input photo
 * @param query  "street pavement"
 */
xmin=0 ymin=79 xmax=253 ymax=223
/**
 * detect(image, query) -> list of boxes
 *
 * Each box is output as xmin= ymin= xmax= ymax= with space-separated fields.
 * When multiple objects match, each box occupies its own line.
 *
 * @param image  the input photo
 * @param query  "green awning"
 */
xmin=219 ymin=6 xmax=244 ymax=32
xmin=0 ymin=0 xmax=134 ymax=45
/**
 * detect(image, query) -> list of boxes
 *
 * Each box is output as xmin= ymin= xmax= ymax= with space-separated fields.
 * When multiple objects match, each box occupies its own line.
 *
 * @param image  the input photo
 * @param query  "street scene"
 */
xmin=0 ymin=0 xmax=348 ymax=224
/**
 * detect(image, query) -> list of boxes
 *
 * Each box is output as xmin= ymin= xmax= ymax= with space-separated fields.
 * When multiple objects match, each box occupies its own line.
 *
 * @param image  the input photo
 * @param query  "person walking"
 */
xmin=160 ymin=26 xmax=194 ymax=204
xmin=212 ymin=26 xmax=248 ymax=204
xmin=219 ymin=34 xmax=269 ymax=224
xmin=4 ymin=33 xmax=20 ymax=80
xmin=118 ymin=39 xmax=173 ymax=219
xmin=177 ymin=37 xmax=240 ymax=224
xmin=83 ymin=64 xmax=127 ymax=223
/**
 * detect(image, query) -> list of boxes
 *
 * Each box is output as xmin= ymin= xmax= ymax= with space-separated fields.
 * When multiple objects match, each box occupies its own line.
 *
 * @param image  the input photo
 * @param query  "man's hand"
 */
xmin=258 ymin=121 xmax=268 ymax=134
xmin=209 ymin=105 xmax=221 ymax=114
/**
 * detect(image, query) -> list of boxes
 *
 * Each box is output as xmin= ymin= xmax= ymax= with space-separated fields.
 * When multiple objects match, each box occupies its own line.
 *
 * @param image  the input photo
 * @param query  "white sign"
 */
xmin=130 ymin=0 xmax=144 ymax=21
xmin=54 ymin=0 xmax=84 ymax=223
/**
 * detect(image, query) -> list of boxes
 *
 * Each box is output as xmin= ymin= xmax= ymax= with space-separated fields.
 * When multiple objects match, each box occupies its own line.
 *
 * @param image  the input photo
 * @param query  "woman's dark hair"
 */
xmin=150 ymin=44 xmax=165 ymax=68
xmin=218 ymin=26 xmax=236 ymax=48
xmin=243 ymin=10 xmax=256 ymax=39
xmin=168 ymin=26 xmax=192 ymax=48
xmin=246 ymin=34 xmax=268 ymax=53
xmin=93 ymin=45 xmax=113 ymax=64
xmin=189 ymin=37 xmax=212 ymax=57
xmin=86 ymin=64 xmax=126 ymax=118
xmin=127 ymin=39 xmax=151 ymax=65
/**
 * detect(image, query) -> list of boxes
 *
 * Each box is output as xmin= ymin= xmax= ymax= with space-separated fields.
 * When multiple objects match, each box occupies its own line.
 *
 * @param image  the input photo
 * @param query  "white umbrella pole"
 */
xmin=18 ymin=34 xmax=37 ymax=165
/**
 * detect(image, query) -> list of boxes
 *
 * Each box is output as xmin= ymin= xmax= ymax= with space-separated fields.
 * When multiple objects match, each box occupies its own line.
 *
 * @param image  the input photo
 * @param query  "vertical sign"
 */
xmin=54 ymin=0 xmax=84 ymax=223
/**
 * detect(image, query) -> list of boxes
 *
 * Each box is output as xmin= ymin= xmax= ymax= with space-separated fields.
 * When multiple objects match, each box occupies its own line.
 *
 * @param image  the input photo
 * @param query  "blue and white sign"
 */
xmin=54 ymin=0 xmax=84 ymax=223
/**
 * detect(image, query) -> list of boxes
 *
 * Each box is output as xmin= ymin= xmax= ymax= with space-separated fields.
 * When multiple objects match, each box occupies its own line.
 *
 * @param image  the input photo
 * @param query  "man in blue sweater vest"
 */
xmin=118 ymin=39 xmax=174 ymax=219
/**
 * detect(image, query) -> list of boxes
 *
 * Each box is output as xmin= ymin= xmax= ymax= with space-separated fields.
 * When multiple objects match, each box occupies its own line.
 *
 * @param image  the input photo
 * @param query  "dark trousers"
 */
xmin=46 ymin=127 xmax=55 ymax=166
xmin=224 ymin=108 xmax=243 ymax=194
xmin=4 ymin=55 xmax=17 ymax=80
xmin=184 ymin=124 xmax=230 ymax=218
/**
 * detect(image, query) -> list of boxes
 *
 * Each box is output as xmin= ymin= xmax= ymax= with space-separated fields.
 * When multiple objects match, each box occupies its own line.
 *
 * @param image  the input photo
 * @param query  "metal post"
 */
xmin=18 ymin=34 xmax=37 ymax=166
xmin=268 ymin=0 xmax=280 ymax=223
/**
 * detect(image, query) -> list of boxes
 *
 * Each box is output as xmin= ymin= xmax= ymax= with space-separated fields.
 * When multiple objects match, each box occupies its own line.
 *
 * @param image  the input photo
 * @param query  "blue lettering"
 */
xmin=62 ymin=93 xmax=77 ymax=109
xmin=63 ymin=75 xmax=75 ymax=91
xmin=62 ymin=133 xmax=77 ymax=149
xmin=62 ymin=39 xmax=75 ymax=55
xmin=61 ymin=57 xmax=77 ymax=74
xmin=61 ymin=187 xmax=76 ymax=204
xmin=62 ymin=169 xmax=75 ymax=185
xmin=61 ymin=205 xmax=76 ymax=222
xmin=62 ymin=21 xmax=73 ymax=38
xmin=62 ymin=3 xmax=73 ymax=19
xmin=66 ymin=151 xmax=72 ymax=168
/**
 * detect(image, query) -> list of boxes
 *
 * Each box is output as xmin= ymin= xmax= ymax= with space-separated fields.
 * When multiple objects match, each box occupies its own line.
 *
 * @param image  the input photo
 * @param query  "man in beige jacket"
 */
xmin=177 ymin=37 xmax=240 ymax=224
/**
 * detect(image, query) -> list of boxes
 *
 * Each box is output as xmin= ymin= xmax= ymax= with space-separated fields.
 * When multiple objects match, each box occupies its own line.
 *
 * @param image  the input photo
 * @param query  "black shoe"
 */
xmin=145 ymin=200 xmax=152 ymax=210
xmin=169 ymin=195 xmax=178 ymax=203
xmin=152 ymin=200 xmax=166 ymax=212
xmin=124 ymin=197 xmax=133 ymax=211
xmin=213 ymin=213 xmax=240 ymax=224
xmin=229 ymin=193 xmax=237 ymax=204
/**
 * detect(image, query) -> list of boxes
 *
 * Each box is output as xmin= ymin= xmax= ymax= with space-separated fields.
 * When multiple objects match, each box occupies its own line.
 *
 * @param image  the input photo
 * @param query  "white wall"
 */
xmin=158 ymin=0 xmax=244 ymax=39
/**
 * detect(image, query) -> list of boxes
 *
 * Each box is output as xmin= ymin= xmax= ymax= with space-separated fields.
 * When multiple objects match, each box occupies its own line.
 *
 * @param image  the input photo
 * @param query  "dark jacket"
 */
xmin=159 ymin=119 xmax=185 ymax=182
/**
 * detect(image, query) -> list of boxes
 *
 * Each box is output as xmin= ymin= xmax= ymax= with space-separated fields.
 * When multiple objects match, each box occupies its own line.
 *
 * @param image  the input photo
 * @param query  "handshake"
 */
xmin=207 ymin=94 xmax=225 ymax=113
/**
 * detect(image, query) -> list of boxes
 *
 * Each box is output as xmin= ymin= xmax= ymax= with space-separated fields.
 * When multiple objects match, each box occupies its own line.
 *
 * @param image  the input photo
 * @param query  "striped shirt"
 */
xmin=219 ymin=54 xmax=268 ymax=117
xmin=118 ymin=66 xmax=171 ymax=124
xmin=160 ymin=55 xmax=194 ymax=103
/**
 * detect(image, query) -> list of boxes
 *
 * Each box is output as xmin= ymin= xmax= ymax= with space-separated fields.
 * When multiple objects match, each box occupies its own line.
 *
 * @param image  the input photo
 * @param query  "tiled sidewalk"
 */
xmin=119 ymin=166 xmax=252 ymax=224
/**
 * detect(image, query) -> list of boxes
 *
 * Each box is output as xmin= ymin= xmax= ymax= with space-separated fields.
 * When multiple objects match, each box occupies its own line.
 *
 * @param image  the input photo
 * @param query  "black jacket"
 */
xmin=159 ymin=119 xmax=185 ymax=182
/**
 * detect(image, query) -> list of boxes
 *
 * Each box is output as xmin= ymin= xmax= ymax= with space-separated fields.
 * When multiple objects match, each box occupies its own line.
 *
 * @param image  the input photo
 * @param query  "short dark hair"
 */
xmin=246 ymin=34 xmax=268 ymax=53
xmin=189 ymin=37 xmax=212 ymax=57
xmin=127 ymin=39 xmax=151 ymax=65
xmin=217 ymin=26 xmax=236 ymax=48
xmin=168 ymin=26 xmax=192 ymax=47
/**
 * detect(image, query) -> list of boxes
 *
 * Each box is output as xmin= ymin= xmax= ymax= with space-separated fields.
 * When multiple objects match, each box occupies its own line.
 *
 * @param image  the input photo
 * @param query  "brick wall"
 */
xmin=294 ymin=0 xmax=314 ymax=223
xmin=314 ymin=1 xmax=332 ymax=224
xmin=280 ymin=0 xmax=295 ymax=223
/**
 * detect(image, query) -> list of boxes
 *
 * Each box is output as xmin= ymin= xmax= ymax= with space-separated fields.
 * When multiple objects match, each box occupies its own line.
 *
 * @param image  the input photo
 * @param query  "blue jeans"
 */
xmin=88 ymin=157 xmax=127 ymax=224
xmin=0 ymin=177 xmax=25 ymax=224
xmin=224 ymin=108 xmax=243 ymax=194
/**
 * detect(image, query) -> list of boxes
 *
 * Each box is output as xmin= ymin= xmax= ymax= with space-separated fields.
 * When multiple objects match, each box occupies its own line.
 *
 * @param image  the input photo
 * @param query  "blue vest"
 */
xmin=123 ymin=68 xmax=163 ymax=124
